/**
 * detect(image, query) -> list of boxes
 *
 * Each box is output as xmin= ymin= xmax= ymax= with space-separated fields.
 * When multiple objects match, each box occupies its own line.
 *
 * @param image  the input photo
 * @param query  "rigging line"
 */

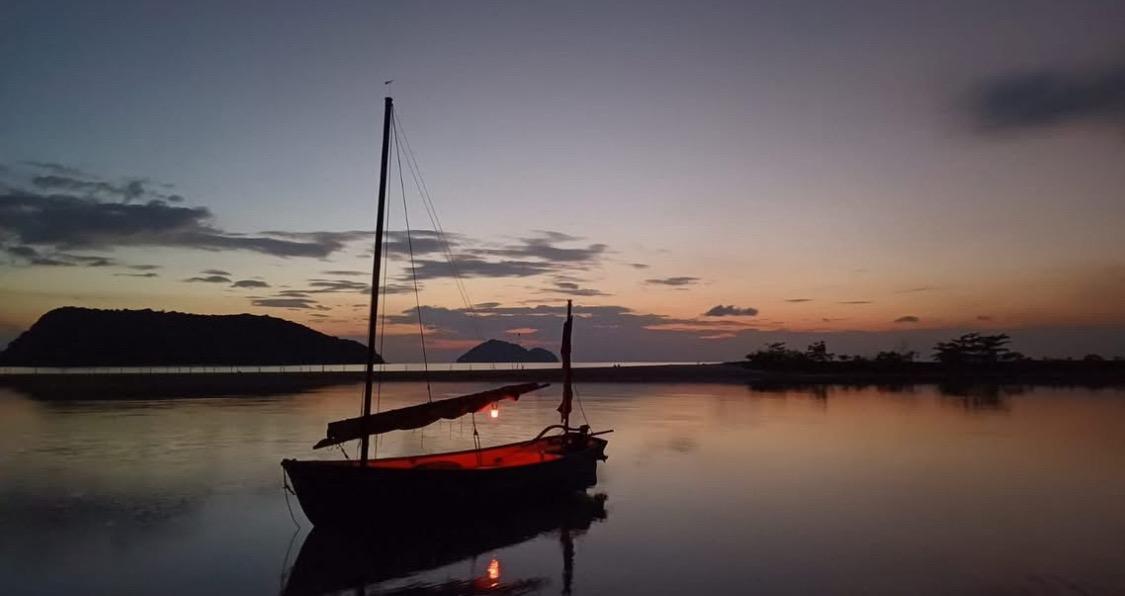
xmin=393 ymin=113 xmax=433 ymax=402
xmin=471 ymin=411 xmax=482 ymax=464
xmin=402 ymin=155 xmax=479 ymax=335
xmin=573 ymin=385 xmax=591 ymax=427
xmin=281 ymin=469 xmax=301 ymax=529
xmin=392 ymin=110 xmax=485 ymax=340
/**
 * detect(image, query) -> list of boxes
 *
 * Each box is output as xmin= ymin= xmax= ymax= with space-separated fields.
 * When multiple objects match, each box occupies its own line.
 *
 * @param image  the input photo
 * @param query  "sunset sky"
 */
xmin=2 ymin=1 xmax=1124 ymax=361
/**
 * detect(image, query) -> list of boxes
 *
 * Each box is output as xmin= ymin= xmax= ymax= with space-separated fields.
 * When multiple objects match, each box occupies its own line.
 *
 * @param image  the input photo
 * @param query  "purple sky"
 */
xmin=2 ymin=1 xmax=1124 ymax=360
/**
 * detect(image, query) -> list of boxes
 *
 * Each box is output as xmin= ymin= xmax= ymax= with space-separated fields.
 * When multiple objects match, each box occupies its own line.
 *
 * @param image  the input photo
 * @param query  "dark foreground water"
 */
xmin=1 ymin=382 xmax=1123 ymax=595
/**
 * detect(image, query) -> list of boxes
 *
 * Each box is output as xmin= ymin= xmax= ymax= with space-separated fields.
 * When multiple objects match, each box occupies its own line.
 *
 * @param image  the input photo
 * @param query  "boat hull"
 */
xmin=281 ymin=434 xmax=607 ymax=527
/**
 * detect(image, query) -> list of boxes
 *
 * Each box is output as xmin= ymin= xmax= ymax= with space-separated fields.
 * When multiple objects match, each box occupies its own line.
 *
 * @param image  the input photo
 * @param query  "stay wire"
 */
xmin=573 ymin=385 xmax=591 ymax=427
xmin=392 ymin=113 xmax=433 ymax=402
xmin=392 ymin=109 xmax=484 ymax=342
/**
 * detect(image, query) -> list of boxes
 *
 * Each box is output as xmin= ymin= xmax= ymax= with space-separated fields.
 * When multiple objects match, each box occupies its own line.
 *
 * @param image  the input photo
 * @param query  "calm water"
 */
xmin=1 ymin=382 xmax=1123 ymax=595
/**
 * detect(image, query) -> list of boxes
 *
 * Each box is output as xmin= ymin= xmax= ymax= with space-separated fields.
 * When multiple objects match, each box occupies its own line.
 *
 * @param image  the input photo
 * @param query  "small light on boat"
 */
xmin=487 ymin=558 xmax=501 ymax=583
xmin=490 ymin=403 xmax=500 ymax=418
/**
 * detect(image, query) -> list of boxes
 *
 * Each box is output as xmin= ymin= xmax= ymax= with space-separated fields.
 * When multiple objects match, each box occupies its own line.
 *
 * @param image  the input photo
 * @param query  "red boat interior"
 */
xmin=366 ymin=437 xmax=568 ymax=470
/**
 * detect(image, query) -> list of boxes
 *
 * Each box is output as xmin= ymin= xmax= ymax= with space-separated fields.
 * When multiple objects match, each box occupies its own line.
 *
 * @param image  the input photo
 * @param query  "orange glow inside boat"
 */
xmin=364 ymin=438 xmax=566 ymax=470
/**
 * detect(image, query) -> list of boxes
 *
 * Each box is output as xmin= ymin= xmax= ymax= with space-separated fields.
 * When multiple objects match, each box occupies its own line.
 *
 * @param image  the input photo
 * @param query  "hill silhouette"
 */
xmin=456 ymin=339 xmax=558 ymax=363
xmin=0 ymin=307 xmax=377 ymax=366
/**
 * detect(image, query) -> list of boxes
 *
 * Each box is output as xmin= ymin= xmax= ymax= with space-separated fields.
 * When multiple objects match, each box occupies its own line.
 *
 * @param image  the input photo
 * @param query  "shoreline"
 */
xmin=2 ymin=362 xmax=1125 ymax=399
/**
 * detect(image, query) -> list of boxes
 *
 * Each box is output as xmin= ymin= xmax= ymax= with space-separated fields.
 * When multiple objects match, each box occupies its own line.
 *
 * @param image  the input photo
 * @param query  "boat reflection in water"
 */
xmin=282 ymin=492 xmax=608 ymax=596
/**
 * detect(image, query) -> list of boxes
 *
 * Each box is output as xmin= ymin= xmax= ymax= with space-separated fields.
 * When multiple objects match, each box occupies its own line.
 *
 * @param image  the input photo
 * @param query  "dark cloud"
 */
xmin=839 ymin=300 xmax=873 ymax=305
xmin=645 ymin=276 xmax=700 ymax=286
xmin=114 ymin=272 xmax=158 ymax=278
xmin=540 ymin=279 xmax=610 ymax=297
xmin=629 ymin=263 xmax=650 ymax=269
xmin=3 ymin=244 xmax=115 ymax=267
xmin=251 ymin=298 xmax=318 ymax=309
xmin=976 ymin=315 xmax=993 ymax=321
xmin=703 ymin=305 xmax=759 ymax=317
xmin=0 ymin=188 xmax=368 ymax=259
xmin=393 ymin=231 xmax=609 ymax=282
xmin=970 ymin=61 xmax=1125 ymax=132
xmin=376 ymin=302 xmax=760 ymax=362
xmin=894 ymin=315 xmax=920 ymax=323
xmin=407 ymin=256 xmax=556 ymax=281
xmin=129 ymin=264 xmax=160 ymax=271
xmin=475 ymin=231 xmax=607 ymax=264
xmin=5 ymin=245 xmax=38 ymax=259
xmin=31 ymin=175 xmax=136 ymax=201
xmin=232 ymin=279 xmax=269 ymax=288
xmin=547 ymin=286 xmax=610 ymax=297
xmin=202 ymin=269 xmax=231 ymax=276
xmin=785 ymin=298 xmax=813 ymax=303
xmin=382 ymin=230 xmax=460 ymax=259
xmin=183 ymin=275 xmax=231 ymax=283
xmin=306 ymin=279 xmax=370 ymax=293
xmin=322 ymin=270 xmax=365 ymax=276
xmin=28 ymin=169 xmax=181 ymax=204
xmin=22 ymin=161 xmax=91 ymax=178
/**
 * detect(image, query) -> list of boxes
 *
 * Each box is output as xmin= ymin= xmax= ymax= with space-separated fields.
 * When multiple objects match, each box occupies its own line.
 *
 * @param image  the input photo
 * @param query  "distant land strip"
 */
xmin=2 ymin=362 xmax=1124 ymax=400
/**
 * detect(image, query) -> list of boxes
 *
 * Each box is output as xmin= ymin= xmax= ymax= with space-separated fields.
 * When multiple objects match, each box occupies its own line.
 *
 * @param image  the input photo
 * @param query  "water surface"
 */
xmin=1 ymin=382 xmax=1123 ymax=595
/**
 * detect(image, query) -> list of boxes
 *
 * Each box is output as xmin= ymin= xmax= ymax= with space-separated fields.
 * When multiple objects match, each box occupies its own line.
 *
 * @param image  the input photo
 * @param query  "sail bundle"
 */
xmin=314 ymin=382 xmax=549 ymax=449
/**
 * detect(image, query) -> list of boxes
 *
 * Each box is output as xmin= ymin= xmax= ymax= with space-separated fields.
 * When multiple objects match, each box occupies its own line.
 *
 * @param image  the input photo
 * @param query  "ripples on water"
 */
xmin=1 ymin=382 xmax=1124 ymax=595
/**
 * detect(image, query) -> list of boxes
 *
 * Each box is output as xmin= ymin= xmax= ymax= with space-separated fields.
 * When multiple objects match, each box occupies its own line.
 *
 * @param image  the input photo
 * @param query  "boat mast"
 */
xmin=360 ymin=96 xmax=393 ymax=465
xmin=558 ymin=300 xmax=574 ymax=429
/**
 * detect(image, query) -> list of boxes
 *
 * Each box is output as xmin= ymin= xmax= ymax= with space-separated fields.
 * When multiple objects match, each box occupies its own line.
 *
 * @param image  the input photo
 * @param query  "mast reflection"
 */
xmin=282 ymin=492 xmax=608 ymax=596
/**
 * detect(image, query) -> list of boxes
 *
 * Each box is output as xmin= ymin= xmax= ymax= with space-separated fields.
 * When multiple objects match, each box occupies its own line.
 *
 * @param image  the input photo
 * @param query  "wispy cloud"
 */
xmin=3 ymin=245 xmax=115 ymax=267
xmin=251 ymin=297 xmax=319 ymax=309
xmin=0 ymin=163 xmax=371 ymax=259
xmin=539 ymin=279 xmax=610 ymax=297
xmin=645 ymin=276 xmax=700 ymax=287
xmin=184 ymin=275 xmax=231 ymax=283
xmin=232 ymin=279 xmax=269 ymax=288
xmin=703 ymin=305 xmax=759 ymax=317
xmin=970 ymin=60 xmax=1125 ymax=132
xmin=894 ymin=315 xmax=920 ymax=323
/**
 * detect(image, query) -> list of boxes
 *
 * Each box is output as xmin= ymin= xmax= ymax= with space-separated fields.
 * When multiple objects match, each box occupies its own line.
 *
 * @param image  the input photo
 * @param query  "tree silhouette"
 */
xmin=874 ymin=350 xmax=916 ymax=364
xmin=804 ymin=341 xmax=834 ymax=363
xmin=933 ymin=333 xmax=1023 ymax=365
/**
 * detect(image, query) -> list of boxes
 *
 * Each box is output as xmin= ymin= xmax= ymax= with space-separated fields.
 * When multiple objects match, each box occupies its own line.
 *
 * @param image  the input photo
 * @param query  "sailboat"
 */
xmin=281 ymin=96 xmax=610 ymax=527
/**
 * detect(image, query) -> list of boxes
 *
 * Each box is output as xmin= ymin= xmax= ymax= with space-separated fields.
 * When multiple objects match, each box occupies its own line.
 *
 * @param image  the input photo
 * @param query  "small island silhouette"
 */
xmin=0 ymin=307 xmax=377 ymax=366
xmin=456 ymin=339 xmax=558 ymax=363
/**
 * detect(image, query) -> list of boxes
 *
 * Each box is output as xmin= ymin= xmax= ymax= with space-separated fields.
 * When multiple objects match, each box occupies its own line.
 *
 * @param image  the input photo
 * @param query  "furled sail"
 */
xmin=314 ymin=382 xmax=549 ymax=449
xmin=557 ymin=300 xmax=574 ymax=426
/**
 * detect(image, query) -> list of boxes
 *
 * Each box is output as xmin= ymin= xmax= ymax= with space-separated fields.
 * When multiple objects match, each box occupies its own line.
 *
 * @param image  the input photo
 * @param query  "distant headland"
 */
xmin=456 ymin=339 xmax=558 ymax=363
xmin=0 ymin=307 xmax=377 ymax=366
